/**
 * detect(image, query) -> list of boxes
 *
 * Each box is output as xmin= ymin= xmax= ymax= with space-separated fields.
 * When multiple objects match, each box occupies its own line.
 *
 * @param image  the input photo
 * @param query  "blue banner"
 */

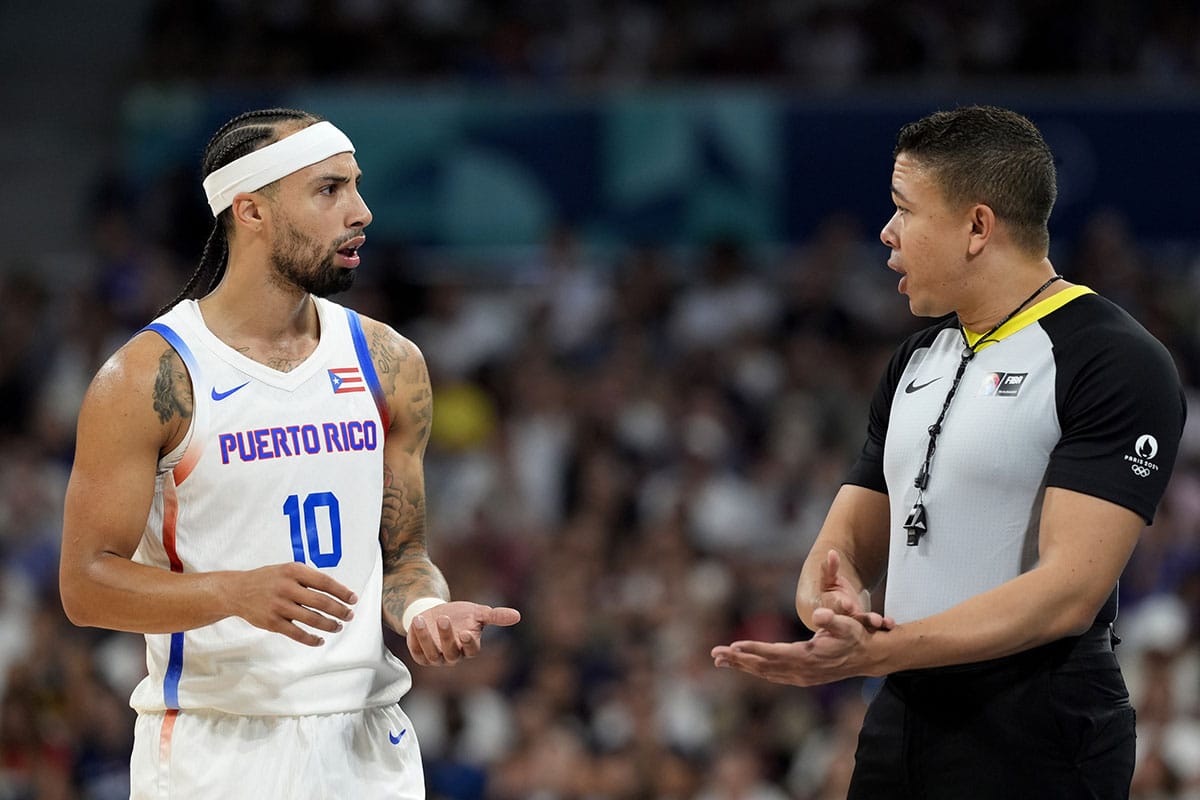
xmin=122 ymin=86 xmax=1200 ymax=248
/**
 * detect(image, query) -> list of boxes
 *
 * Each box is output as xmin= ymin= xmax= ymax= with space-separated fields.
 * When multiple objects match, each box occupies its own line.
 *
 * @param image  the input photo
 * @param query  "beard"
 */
xmin=268 ymin=219 xmax=356 ymax=298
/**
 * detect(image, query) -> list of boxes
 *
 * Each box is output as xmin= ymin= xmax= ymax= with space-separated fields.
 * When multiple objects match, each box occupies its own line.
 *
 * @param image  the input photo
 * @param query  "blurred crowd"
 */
xmin=136 ymin=0 xmax=1200 ymax=88
xmin=3 ymin=2 xmax=1200 ymax=797
xmin=3 ymin=190 xmax=1200 ymax=799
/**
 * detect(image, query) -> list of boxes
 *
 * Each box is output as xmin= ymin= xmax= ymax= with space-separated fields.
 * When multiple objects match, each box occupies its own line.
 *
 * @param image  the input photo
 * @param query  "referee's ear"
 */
xmin=966 ymin=203 xmax=996 ymax=256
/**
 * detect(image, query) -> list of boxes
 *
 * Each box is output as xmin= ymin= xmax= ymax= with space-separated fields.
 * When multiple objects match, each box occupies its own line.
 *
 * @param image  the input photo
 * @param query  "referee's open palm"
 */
xmin=712 ymin=607 xmax=881 ymax=687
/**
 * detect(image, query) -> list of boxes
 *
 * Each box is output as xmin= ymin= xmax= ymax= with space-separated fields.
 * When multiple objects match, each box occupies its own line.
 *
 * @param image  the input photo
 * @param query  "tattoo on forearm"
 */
xmin=152 ymin=349 xmax=192 ymax=424
xmin=381 ymin=463 xmax=426 ymax=556
xmin=368 ymin=322 xmax=446 ymax=627
xmin=380 ymin=462 xmax=447 ymax=621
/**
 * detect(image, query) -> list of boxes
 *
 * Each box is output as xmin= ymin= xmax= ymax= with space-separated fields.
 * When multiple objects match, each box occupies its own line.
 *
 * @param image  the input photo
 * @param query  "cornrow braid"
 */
xmin=154 ymin=107 xmax=323 ymax=318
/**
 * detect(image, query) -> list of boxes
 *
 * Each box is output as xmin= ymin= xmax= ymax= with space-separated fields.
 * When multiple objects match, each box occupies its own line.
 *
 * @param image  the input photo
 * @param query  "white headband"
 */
xmin=201 ymin=120 xmax=356 ymax=216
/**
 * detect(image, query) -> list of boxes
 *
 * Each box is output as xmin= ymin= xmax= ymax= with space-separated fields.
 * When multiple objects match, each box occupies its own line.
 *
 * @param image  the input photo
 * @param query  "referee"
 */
xmin=712 ymin=105 xmax=1185 ymax=799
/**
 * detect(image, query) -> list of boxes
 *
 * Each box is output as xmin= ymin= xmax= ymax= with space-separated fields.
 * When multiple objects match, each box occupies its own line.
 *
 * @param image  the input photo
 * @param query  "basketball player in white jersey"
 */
xmin=59 ymin=109 xmax=520 ymax=799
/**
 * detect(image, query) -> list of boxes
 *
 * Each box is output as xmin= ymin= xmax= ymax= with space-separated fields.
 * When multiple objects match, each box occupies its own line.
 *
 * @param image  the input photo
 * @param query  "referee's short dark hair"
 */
xmin=895 ymin=106 xmax=1057 ymax=256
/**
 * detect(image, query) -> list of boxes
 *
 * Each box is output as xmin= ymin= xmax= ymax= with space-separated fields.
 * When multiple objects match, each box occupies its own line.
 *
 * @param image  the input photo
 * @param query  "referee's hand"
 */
xmin=712 ymin=607 xmax=891 ymax=686
xmin=817 ymin=550 xmax=894 ymax=632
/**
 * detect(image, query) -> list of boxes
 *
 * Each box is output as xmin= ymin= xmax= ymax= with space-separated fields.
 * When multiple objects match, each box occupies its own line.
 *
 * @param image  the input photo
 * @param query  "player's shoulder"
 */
xmin=90 ymin=329 xmax=189 ymax=399
xmin=354 ymin=313 xmax=426 ymax=368
xmin=81 ymin=328 xmax=193 ymax=444
xmin=351 ymin=314 xmax=431 ymax=433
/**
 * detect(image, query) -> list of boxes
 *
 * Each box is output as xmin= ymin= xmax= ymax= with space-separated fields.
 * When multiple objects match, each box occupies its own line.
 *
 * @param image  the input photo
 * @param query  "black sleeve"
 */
xmin=844 ymin=321 xmax=951 ymax=493
xmin=1043 ymin=298 xmax=1186 ymax=524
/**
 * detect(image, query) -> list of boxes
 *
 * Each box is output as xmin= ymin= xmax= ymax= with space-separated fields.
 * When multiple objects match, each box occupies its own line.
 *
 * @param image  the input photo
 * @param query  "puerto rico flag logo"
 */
xmin=328 ymin=367 xmax=366 ymax=394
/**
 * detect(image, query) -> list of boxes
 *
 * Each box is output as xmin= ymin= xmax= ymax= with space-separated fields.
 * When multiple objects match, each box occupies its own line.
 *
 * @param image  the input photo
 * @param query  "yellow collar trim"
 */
xmin=962 ymin=285 xmax=1095 ymax=351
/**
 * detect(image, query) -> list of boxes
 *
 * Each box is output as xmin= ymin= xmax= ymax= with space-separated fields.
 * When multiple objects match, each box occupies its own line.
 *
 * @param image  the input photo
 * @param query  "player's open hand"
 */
xmin=229 ymin=562 xmax=358 ymax=647
xmin=406 ymin=601 xmax=521 ymax=666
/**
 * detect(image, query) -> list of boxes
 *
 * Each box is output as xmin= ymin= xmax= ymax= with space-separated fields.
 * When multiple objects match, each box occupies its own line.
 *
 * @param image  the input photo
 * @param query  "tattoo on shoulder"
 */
xmin=369 ymin=326 xmax=432 ymax=450
xmin=152 ymin=348 xmax=193 ymax=424
xmin=368 ymin=326 xmax=403 ymax=392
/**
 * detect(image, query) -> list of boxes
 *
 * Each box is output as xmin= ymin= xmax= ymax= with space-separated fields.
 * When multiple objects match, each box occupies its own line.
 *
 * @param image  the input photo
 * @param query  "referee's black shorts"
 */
xmin=848 ymin=624 xmax=1135 ymax=800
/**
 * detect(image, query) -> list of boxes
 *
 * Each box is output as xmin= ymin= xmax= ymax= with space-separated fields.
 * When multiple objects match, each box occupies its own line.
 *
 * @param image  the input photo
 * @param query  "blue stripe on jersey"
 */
xmin=143 ymin=322 xmax=202 ymax=382
xmin=164 ymin=632 xmax=184 ymax=709
xmin=345 ymin=309 xmax=390 ymax=431
xmin=142 ymin=322 xmax=195 ymax=709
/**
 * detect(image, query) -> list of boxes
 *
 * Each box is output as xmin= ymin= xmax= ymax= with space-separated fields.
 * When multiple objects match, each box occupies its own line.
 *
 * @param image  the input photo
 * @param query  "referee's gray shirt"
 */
xmin=845 ymin=287 xmax=1185 ymax=625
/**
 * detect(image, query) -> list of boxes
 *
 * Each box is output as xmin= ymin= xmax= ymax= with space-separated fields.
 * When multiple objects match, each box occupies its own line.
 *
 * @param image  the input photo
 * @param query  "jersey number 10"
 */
xmin=283 ymin=492 xmax=343 ymax=568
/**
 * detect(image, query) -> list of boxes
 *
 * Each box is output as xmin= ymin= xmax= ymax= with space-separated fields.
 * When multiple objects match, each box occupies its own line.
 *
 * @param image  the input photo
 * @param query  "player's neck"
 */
xmin=199 ymin=253 xmax=319 ymax=347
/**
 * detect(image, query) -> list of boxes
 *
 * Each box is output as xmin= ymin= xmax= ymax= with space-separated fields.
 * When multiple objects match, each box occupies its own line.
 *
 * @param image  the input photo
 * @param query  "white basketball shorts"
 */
xmin=131 ymin=704 xmax=424 ymax=799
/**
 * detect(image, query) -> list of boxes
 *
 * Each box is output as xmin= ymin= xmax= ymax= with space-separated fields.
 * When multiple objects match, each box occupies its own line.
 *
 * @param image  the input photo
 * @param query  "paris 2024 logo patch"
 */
xmin=1124 ymin=434 xmax=1160 ymax=478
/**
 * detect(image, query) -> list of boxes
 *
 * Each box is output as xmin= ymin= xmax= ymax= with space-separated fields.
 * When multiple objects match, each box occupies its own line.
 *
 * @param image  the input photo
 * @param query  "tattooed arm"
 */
xmin=60 ymin=331 xmax=356 ymax=646
xmin=365 ymin=319 xmax=520 ymax=665
xmin=370 ymin=320 xmax=450 ymax=622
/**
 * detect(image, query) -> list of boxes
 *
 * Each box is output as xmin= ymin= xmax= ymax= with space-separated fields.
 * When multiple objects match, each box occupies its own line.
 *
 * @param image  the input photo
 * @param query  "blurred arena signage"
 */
xmin=122 ymin=86 xmax=1200 ymax=249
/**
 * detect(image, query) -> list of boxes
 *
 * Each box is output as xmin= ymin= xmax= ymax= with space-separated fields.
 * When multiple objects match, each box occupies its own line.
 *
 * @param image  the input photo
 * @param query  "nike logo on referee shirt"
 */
xmin=389 ymin=729 xmax=406 ymax=745
xmin=211 ymin=382 xmax=250 ymax=401
xmin=904 ymin=377 xmax=942 ymax=394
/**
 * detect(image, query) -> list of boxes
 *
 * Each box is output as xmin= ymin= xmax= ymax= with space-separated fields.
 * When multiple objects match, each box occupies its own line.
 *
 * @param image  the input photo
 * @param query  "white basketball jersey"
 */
xmin=129 ymin=298 xmax=411 ymax=715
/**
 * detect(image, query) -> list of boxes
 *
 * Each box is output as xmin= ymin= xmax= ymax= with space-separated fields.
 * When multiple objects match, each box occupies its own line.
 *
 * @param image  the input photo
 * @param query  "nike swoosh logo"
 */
xmin=904 ymin=377 xmax=942 ymax=394
xmin=389 ymin=729 xmax=406 ymax=745
xmin=211 ymin=382 xmax=250 ymax=401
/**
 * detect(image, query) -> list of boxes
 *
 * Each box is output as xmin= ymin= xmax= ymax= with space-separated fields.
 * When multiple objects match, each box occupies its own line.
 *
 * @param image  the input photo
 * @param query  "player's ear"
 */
xmin=230 ymin=192 xmax=268 ymax=233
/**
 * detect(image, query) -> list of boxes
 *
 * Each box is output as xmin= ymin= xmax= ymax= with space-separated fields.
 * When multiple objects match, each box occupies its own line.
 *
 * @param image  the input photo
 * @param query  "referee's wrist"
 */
xmin=401 ymin=596 xmax=446 ymax=635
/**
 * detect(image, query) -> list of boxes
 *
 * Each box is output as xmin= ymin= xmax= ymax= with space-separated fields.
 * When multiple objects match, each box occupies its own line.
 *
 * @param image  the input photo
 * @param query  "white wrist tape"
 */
xmin=201 ymin=120 xmax=355 ymax=216
xmin=401 ymin=597 xmax=446 ymax=635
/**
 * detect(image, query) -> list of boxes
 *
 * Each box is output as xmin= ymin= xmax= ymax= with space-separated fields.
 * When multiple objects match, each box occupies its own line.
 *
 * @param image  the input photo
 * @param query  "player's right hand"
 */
xmin=226 ymin=562 xmax=358 ymax=646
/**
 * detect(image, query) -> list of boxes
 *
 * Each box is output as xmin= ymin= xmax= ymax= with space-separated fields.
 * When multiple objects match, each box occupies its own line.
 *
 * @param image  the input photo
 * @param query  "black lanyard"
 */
xmin=904 ymin=275 xmax=1063 ymax=546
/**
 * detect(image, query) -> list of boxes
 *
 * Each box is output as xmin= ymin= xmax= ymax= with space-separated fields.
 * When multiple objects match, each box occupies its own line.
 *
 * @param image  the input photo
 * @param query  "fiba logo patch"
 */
xmin=979 ymin=372 xmax=1027 ymax=397
xmin=1125 ymin=434 xmax=1160 ymax=478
